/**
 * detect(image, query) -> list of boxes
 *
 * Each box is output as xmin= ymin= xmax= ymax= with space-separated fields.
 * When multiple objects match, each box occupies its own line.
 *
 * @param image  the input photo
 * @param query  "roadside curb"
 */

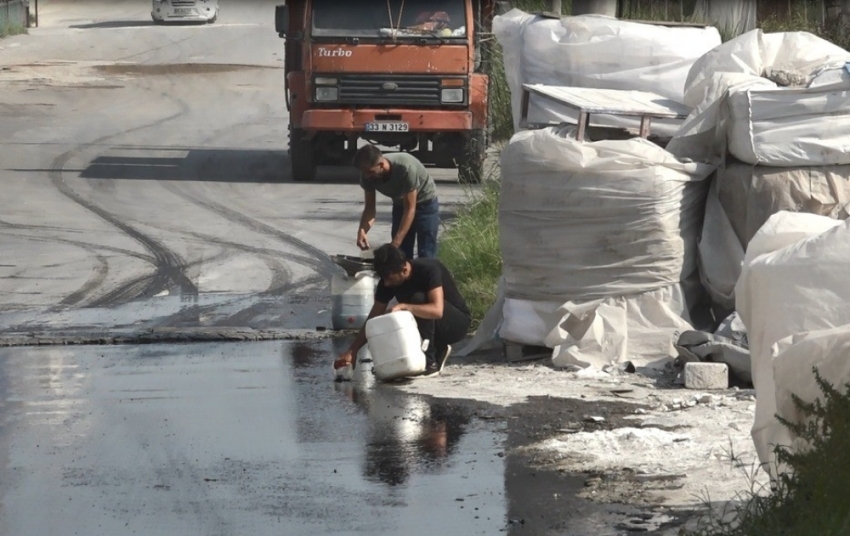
xmin=0 ymin=327 xmax=343 ymax=348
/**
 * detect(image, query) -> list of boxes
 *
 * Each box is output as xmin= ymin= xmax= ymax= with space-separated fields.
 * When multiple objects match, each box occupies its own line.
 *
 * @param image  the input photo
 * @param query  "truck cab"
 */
xmin=276 ymin=0 xmax=494 ymax=182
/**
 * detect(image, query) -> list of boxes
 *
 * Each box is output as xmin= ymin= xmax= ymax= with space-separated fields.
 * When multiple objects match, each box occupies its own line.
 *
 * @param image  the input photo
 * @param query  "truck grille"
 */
xmin=337 ymin=75 xmax=443 ymax=106
xmin=170 ymin=0 xmax=196 ymax=6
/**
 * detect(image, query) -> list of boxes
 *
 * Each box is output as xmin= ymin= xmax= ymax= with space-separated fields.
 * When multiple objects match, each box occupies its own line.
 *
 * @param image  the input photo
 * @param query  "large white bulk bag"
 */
xmin=768 ymin=325 xmax=850 ymax=475
xmin=726 ymin=84 xmax=850 ymax=166
xmin=735 ymin=213 xmax=850 ymax=476
xmin=718 ymin=159 xmax=850 ymax=246
xmin=499 ymin=126 xmax=714 ymax=302
xmin=495 ymin=126 xmax=713 ymax=368
xmin=493 ymin=10 xmax=720 ymax=135
xmin=682 ymin=30 xmax=850 ymax=108
xmin=697 ymin=160 xmax=850 ymax=308
xmin=670 ymin=30 xmax=850 ymax=163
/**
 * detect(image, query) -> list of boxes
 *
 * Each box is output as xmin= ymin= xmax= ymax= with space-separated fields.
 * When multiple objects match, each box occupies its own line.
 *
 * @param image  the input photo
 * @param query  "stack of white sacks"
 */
xmin=666 ymin=29 xmax=850 ymax=477
xmin=459 ymin=12 xmax=722 ymax=369
xmin=667 ymin=29 xmax=850 ymax=311
xmin=493 ymin=10 xmax=721 ymax=137
xmin=476 ymin=13 xmax=850 ymax=476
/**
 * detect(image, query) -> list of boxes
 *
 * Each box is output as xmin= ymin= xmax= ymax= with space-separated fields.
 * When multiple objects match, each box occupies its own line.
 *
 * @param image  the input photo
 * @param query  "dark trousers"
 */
xmin=404 ymin=291 xmax=471 ymax=365
xmin=392 ymin=197 xmax=439 ymax=259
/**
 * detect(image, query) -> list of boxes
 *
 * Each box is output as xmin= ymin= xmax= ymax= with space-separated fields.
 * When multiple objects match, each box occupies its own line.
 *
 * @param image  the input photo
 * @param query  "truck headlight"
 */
xmin=441 ymin=88 xmax=464 ymax=103
xmin=315 ymin=87 xmax=339 ymax=102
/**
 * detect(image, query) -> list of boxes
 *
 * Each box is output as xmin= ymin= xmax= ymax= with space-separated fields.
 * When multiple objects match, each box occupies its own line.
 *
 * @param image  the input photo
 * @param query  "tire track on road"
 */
xmin=0 ymin=221 xmax=156 ymax=308
xmin=59 ymin=252 xmax=109 ymax=306
xmin=47 ymin=107 xmax=199 ymax=307
xmin=169 ymin=185 xmax=336 ymax=279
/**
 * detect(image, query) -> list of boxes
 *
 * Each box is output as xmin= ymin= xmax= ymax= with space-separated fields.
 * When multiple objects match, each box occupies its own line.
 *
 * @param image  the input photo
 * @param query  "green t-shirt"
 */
xmin=359 ymin=152 xmax=437 ymax=206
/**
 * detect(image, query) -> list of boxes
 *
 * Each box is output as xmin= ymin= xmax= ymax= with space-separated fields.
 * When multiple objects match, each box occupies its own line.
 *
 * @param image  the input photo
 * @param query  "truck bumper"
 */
xmin=300 ymin=109 xmax=473 ymax=132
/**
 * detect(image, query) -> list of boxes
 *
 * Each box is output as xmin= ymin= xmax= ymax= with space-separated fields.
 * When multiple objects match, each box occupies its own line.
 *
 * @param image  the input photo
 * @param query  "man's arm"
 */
xmin=334 ymin=300 xmax=388 ymax=369
xmin=391 ymin=286 xmax=444 ymax=319
xmin=392 ymin=189 xmax=418 ymax=248
xmin=357 ymin=189 xmax=377 ymax=250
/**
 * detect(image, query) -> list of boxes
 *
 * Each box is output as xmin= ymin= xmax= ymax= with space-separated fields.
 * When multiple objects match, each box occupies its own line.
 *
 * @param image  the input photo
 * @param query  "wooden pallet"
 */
xmin=503 ymin=341 xmax=551 ymax=363
xmin=519 ymin=84 xmax=691 ymax=140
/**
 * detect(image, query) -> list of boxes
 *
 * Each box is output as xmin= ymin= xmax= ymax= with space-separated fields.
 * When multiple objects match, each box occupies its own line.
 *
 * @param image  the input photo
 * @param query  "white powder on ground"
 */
xmin=395 ymin=359 xmax=770 ymax=508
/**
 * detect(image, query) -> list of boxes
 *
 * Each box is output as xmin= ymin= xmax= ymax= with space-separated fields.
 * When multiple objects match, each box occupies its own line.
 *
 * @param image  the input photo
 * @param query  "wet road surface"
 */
xmin=0 ymin=338 xmax=685 ymax=536
xmin=0 ymin=339 xmax=508 ymax=535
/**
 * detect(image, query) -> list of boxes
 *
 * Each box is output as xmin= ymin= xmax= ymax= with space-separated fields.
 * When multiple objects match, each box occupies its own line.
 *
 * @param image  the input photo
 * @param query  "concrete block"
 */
xmin=684 ymin=362 xmax=728 ymax=390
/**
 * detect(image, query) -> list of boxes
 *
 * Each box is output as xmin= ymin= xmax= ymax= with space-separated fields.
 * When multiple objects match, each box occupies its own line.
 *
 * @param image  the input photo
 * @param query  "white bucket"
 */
xmin=366 ymin=311 xmax=427 ymax=381
xmin=331 ymin=270 xmax=377 ymax=330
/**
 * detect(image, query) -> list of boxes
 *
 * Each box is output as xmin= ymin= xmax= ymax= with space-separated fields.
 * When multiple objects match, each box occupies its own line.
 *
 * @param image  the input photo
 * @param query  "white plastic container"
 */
xmin=366 ymin=311 xmax=426 ymax=381
xmin=331 ymin=270 xmax=377 ymax=330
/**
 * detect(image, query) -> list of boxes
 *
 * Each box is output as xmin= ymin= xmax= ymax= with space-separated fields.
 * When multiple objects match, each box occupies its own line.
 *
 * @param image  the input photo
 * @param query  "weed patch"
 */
xmin=0 ymin=23 xmax=27 ymax=38
xmin=685 ymin=369 xmax=850 ymax=536
xmin=439 ymin=168 xmax=501 ymax=329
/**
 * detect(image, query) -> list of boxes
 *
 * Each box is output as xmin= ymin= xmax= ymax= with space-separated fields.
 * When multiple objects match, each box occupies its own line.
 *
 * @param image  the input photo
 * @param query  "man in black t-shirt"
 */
xmin=334 ymin=244 xmax=471 ymax=377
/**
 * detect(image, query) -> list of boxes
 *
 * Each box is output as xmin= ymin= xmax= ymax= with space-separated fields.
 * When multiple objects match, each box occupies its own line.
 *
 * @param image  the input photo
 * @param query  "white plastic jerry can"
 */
xmin=365 ymin=311 xmax=427 ymax=381
xmin=330 ymin=270 xmax=377 ymax=330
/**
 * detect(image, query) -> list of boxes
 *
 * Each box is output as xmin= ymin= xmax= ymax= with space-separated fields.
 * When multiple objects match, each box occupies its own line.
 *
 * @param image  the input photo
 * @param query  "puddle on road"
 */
xmin=0 ymin=338 xmax=669 ymax=535
xmin=0 ymin=339 xmax=507 ymax=535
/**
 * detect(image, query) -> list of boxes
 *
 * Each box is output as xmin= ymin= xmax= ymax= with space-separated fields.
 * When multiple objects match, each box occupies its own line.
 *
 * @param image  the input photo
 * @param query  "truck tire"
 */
xmin=457 ymin=130 xmax=486 ymax=185
xmin=289 ymin=128 xmax=316 ymax=182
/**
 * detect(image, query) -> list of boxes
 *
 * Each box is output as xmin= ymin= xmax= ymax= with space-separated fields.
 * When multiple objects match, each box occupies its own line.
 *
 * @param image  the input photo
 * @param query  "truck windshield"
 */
xmin=312 ymin=0 xmax=467 ymax=39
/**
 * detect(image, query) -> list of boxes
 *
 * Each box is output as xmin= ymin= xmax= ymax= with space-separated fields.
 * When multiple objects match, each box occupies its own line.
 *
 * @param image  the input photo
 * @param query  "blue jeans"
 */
xmin=391 ymin=197 xmax=439 ymax=259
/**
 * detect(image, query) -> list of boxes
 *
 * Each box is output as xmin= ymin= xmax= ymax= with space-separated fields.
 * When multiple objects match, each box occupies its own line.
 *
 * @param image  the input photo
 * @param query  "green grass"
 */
xmin=0 ymin=23 xmax=27 ymax=38
xmin=684 ymin=369 xmax=850 ymax=536
xmin=439 ymin=170 xmax=501 ymax=330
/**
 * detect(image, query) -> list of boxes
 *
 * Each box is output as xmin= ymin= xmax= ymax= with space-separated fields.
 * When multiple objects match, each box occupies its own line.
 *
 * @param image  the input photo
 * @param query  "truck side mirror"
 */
xmin=275 ymin=5 xmax=289 ymax=37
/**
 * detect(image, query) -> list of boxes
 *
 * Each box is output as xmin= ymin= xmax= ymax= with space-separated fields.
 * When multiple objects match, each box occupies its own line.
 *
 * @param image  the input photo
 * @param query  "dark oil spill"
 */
xmin=0 ymin=338 xmax=685 ymax=535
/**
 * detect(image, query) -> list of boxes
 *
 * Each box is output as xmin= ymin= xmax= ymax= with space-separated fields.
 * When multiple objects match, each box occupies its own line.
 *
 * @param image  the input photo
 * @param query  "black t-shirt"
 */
xmin=375 ymin=259 xmax=471 ymax=318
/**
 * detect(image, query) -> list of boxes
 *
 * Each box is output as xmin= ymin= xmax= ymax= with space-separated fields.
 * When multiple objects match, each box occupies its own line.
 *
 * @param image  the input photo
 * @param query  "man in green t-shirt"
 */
xmin=353 ymin=144 xmax=439 ymax=259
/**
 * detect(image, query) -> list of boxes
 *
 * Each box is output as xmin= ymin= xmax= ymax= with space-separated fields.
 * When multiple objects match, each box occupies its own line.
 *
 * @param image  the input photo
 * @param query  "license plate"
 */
xmin=365 ymin=122 xmax=409 ymax=132
xmin=174 ymin=8 xmax=193 ymax=14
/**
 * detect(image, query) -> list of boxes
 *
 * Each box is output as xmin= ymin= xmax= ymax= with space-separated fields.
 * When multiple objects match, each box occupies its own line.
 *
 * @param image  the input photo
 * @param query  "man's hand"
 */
xmin=356 ymin=229 xmax=370 ymax=251
xmin=390 ymin=237 xmax=402 ymax=249
xmin=334 ymin=350 xmax=356 ymax=370
xmin=389 ymin=303 xmax=408 ymax=314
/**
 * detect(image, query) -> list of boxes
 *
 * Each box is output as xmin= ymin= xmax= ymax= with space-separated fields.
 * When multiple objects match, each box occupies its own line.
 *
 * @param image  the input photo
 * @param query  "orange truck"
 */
xmin=275 ymin=0 xmax=495 ymax=182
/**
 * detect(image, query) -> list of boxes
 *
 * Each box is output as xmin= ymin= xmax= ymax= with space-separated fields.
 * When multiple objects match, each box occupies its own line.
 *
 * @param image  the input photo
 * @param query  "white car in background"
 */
xmin=152 ymin=0 xmax=219 ymax=24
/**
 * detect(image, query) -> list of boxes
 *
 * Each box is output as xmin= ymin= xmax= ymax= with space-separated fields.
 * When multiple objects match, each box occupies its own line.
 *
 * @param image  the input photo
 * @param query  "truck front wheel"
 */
xmin=289 ymin=128 xmax=316 ymax=182
xmin=457 ymin=130 xmax=487 ymax=185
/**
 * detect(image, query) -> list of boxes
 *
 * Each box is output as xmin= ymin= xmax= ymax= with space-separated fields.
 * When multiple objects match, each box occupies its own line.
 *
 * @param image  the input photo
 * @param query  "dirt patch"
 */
xmin=396 ymin=352 xmax=767 ymax=533
xmin=434 ymin=393 xmax=696 ymax=534
xmin=0 ymin=62 xmax=280 ymax=88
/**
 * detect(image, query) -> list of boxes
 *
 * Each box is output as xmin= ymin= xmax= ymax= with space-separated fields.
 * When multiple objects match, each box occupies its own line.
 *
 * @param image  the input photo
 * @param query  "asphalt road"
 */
xmin=0 ymin=0 xmax=472 ymax=334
